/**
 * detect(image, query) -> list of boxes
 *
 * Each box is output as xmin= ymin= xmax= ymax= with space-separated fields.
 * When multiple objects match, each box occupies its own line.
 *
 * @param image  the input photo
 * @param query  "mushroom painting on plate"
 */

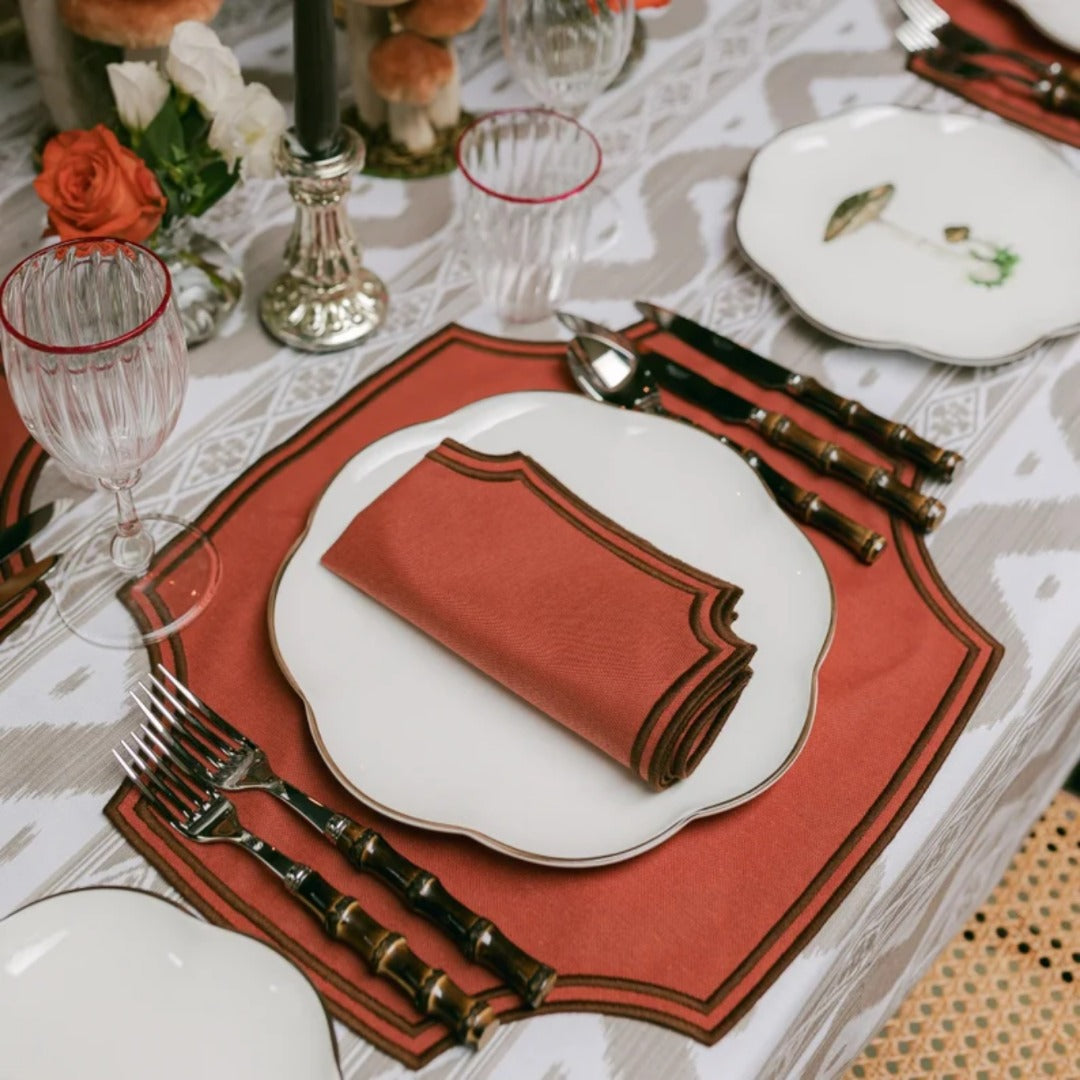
xmin=823 ymin=183 xmax=1021 ymax=289
xmin=344 ymin=0 xmax=485 ymax=154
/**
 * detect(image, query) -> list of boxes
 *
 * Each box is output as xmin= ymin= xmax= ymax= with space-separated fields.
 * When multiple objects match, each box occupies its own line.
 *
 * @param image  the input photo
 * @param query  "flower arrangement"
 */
xmin=34 ymin=21 xmax=286 ymax=244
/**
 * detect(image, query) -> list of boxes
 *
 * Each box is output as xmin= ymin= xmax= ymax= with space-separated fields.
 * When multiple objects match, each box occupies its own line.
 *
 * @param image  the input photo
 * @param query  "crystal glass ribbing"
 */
xmin=456 ymin=109 xmax=602 ymax=323
xmin=500 ymin=0 xmax=636 ymax=113
xmin=0 ymin=238 xmax=220 ymax=648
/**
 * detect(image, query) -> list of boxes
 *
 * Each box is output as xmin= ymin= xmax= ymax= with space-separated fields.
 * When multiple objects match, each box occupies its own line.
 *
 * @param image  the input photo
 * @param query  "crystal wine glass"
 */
xmin=500 ymin=0 xmax=637 ymax=114
xmin=0 ymin=238 xmax=220 ymax=648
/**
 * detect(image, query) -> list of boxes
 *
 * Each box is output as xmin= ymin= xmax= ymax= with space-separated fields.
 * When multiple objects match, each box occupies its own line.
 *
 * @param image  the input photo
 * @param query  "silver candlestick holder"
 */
xmin=260 ymin=126 xmax=388 ymax=352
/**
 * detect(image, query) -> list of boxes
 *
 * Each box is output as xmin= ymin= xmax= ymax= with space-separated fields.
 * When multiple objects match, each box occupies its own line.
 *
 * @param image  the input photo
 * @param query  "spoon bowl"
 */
xmin=556 ymin=312 xmax=662 ymax=411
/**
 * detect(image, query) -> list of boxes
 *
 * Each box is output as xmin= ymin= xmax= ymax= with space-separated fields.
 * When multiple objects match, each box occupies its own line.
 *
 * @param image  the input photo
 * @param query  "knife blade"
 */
xmin=0 ymin=555 xmax=60 ymax=612
xmin=648 ymin=351 xmax=945 ymax=533
xmin=636 ymin=302 xmax=963 ymax=481
xmin=0 ymin=500 xmax=70 ymax=562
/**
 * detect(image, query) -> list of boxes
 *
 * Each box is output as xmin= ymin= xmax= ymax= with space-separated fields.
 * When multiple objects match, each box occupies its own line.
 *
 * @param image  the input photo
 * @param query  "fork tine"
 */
xmin=112 ymin=742 xmax=181 ymax=826
xmin=139 ymin=713 xmax=218 ymax=789
xmin=136 ymin=684 xmax=227 ymax=769
xmin=158 ymin=664 xmax=247 ymax=747
xmin=139 ymin=715 xmax=172 ymax=758
xmin=127 ymin=730 xmax=194 ymax=810
xmin=909 ymin=0 xmax=946 ymax=28
xmin=130 ymin=727 xmax=209 ymax=808
xmin=897 ymin=21 xmax=936 ymax=51
xmin=150 ymin=670 xmax=239 ymax=759
xmin=116 ymin=734 xmax=192 ymax=819
xmin=147 ymin=680 xmax=233 ymax=769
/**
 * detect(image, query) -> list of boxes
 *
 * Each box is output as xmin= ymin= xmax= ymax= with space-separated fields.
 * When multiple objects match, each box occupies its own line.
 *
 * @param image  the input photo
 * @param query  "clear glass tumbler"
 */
xmin=500 ymin=0 xmax=637 ymax=113
xmin=456 ymin=108 xmax=603 ymax=323
xmin=0 ymin=238 xmax=220 ymax=648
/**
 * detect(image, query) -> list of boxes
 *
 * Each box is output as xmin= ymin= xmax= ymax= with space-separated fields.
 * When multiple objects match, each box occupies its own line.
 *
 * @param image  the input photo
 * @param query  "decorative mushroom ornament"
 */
xmin=344 ymin=0 xmax=485 ymax=154
xmin=59 ymin=0 xmax=224 ymax=48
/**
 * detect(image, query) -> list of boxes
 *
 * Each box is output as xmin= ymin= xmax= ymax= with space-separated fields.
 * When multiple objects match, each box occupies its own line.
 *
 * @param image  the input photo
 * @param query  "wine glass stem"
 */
xmin=108 ymin=481 xmax=155 ymax=575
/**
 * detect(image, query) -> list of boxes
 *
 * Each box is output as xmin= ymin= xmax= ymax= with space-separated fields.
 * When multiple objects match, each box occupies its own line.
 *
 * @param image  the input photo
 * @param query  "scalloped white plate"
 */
xmin=271 ymin=392 xmax=833 ymax=867
xmin=0 ymin=888 xmax=341 ymax=1080
xmin=736 ymin=106 xmax=1080 ymax=366
xmin=1006 ymin=0 xmax=1080 ymax=51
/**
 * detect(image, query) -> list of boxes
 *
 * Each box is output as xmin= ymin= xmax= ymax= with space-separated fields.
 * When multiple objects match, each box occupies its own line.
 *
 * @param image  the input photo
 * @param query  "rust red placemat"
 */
xmin=0 ymin=372 xmax=48 ymax=642
xmin=907 ymin=0 xmax=1080 ymax=149
xmin=105 ymin=323 xmax=1001 ymax=1067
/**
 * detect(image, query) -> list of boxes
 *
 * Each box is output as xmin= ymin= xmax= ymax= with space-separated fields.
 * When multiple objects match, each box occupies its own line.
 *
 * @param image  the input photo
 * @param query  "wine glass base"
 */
xmin=50 ymin=514 xmax=221 ymax=650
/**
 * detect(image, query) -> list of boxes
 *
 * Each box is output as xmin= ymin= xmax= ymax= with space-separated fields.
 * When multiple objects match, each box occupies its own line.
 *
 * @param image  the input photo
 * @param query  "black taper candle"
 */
xmin=293 ymin=0 xmax=340 ymax=158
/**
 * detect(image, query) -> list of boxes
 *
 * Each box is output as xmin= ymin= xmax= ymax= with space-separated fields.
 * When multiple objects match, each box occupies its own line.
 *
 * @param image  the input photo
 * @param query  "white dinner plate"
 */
xmin=1006 ymin=0 xmax=1080 ymax=51
xmin=272 ymin=392 xmax=834 ymax=867
xmin=735 ymin=106 xmax=1080 ymax=366
xmin=0 ymin=888 xmax=341 ymax=1080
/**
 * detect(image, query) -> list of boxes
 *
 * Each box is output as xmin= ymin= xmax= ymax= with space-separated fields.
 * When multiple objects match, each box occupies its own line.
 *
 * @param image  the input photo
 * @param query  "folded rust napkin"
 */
xmin=907 ymin=0 xmax=1080 ymax=149
xmin=321 ymin=438 xmax=755 ymax=790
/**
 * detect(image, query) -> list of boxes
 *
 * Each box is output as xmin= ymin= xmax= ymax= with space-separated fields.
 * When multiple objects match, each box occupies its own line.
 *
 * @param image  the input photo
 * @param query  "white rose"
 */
xmin=165 ymin=21 xmax=243 ymax=115
xmin=208 ymin=82 xmax=287 ymax=180
xmin=107 ymin=61 xmax=170 ymax=132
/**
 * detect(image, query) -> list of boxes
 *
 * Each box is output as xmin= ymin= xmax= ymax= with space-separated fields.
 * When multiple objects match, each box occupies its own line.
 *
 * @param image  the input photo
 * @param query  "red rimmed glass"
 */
xmin=0 ymin=238 xmax=220 ymax=648
xmin=456 ymin=109 xmax=603 ymax=323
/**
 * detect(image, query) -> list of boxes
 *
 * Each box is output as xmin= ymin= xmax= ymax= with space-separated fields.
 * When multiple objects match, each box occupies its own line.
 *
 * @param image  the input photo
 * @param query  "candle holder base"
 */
xmin=260 ymin=127 xmax=388 ymax=353
xmin=260 ymin=266 xmax=387 ymax=353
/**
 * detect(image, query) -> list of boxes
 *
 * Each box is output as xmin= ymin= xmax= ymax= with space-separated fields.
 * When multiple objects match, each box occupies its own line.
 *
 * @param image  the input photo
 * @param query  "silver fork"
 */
xmin=114 ymin=721 xmax=498 ymax=1050
xmin=896 ymin=20 xmax=1027 ymax=81
xmin=132 ymin=665 xmax=556 ymax=1009
xmin=896 ymin=19 xmax=1080 ymax=113
xmin=896 ymin=18 xmax=940 ymax=56
xmin=897 ymin=0 xmax=1075 ymax=84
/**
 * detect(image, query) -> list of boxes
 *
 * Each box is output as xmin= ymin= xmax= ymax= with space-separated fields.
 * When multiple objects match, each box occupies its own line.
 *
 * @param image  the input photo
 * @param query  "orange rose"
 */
xmin=33 ymin=125 xmax=167 ymax=244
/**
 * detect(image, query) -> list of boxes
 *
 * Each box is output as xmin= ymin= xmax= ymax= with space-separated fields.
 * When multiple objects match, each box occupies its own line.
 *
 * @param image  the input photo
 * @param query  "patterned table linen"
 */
xmin=1 ymin=1 xmax=1078 ymax=1078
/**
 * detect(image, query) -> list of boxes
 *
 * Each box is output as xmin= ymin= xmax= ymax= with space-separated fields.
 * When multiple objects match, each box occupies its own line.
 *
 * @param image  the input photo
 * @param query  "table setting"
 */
xmin=0 ymin=1 xmax=1078 ymax=1078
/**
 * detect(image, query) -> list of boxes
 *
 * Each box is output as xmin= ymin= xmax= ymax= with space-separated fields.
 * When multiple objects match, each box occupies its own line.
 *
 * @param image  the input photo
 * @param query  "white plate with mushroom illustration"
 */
xmin=735 ymin=106 xmax=1080 ymax=366
xmin=1006 ymin=0 xmax=1080 ymax=52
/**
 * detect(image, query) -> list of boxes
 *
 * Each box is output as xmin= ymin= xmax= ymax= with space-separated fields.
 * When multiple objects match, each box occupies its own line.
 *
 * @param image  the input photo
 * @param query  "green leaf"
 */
xmin=183 ymin=160 xmax=239 ymax=218
xmin=141 ymin=93 xmax=186 ymax=169
xmin=180 ymin=97 xmax=212 ymax=147
xmin=968 ymin=243 xmax=1020 ymax=289
xmin=156 ymin=174 xmax=185 ymax=222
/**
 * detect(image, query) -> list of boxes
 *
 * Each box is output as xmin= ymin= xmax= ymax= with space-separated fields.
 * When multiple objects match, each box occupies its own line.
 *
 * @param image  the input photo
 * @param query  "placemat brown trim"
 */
xmin=104 ymin=789 xmax=453 ymax=1069
xmin=103 ymin=321 xmax=1003 ymax=1061
xmin=0 ymin=413 xmax=50 ymax=640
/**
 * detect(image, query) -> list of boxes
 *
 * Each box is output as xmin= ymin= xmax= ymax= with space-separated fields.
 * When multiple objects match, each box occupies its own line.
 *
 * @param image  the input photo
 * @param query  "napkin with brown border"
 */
xmin=321 ymin=438 xmax=755 ymax=791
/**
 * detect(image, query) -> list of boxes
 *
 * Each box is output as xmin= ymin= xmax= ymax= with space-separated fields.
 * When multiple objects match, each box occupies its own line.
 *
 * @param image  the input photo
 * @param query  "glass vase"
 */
xmin=152 ymin=219 xmax=243 ymax=348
